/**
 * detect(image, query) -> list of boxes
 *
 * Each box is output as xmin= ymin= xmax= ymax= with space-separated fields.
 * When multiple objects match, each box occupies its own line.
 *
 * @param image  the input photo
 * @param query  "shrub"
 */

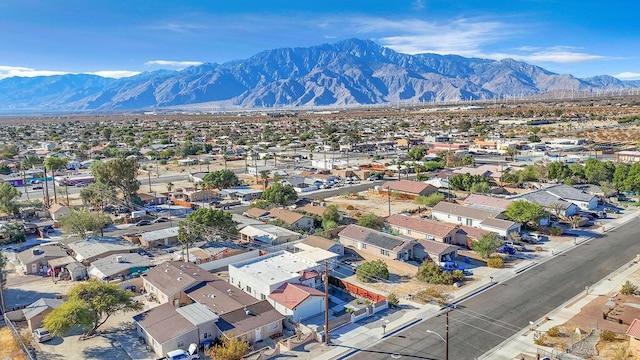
xmin=387 ymin=293 xmax=400 ymax=306
xmin=416 ymin=262 xmax=463 ymax=285
xmin=621 ymin=280 xmax=639 ymax=295
xmin=547 ymin=326 xmax=561 ymax=337
xmin=346 ymin=205 xmax=355 ymax=210
xmin=535 ymin=246 xmax=544 ymax=252
xmin=600 ymin=329 xmax=617 ymax=342
xmin=549 ymin=227 xmax=563 ymax=236
xmin=356 ymin=260 xmax=389 ymax=283
xmin=533 ymin=334 xmax=546 ymax=346
xmin=487 ymin=256 xmax=504 ymax=268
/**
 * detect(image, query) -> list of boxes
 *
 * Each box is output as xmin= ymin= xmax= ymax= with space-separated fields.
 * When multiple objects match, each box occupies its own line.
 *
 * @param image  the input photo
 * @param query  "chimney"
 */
xmin=116 ymin=255 xmax=123 ymax=263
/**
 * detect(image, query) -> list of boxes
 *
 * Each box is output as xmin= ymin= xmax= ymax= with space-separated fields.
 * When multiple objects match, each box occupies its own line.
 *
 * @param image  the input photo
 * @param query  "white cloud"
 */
xmin=412 ymin=0 xmax=425 ymax=10
xmin=0 ymin=65 xmax=68 ymax=79
xmin=614 ymin=72 xmax=640 ymax=80
xmin=147 ymin=22 xmax=207 ymax=33
xmin=145 ymin=60 xmax=203 ymax=68
xmin=88 ymin=70 xmax=141 ymax=78
xmin=0 ymin=66 xmax=140 ymax=80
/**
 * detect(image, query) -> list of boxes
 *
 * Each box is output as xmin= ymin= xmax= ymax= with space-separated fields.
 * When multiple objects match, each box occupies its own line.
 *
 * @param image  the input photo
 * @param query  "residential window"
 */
xmin=261 ymin=294 xmax=266 ymax=300
xmin=457 ymin=216 xmax=462 ymax=222
xmin=361 ymin=243 xmax=367 ymax=249
xmin=406 ymin=230 xmax=412 ymax=235
xmin=444 ymin=236 xmax=451 ymax=244
xmin=177 ymin=340 xmax=185 ymax=348
xmin=246 ymin=285 xmax=252 ymax=293
xmin=204 ymin=332 xmax=211 ymax=339
xmin=380 ymin=249 xmax=390 ymax=256
xmin=466 ymin=218 xmax=472 ymax=226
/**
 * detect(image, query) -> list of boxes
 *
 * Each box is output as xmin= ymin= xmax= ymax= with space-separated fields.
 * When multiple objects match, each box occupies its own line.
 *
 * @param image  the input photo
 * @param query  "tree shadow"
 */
xmin=3 ymin=288 xmax=62 ymax=310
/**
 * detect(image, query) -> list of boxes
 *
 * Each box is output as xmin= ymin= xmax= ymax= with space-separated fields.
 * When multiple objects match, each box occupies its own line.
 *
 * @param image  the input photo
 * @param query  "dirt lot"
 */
xmin=0 ymin=326 xmax=28 ymax=360
xmin=325 ymin=190 xmax=420 ymax=217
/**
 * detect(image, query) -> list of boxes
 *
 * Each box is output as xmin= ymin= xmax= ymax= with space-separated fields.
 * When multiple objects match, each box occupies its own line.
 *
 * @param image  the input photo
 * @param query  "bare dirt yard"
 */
xmin=325 ymin=190 xmax=420 ymax=218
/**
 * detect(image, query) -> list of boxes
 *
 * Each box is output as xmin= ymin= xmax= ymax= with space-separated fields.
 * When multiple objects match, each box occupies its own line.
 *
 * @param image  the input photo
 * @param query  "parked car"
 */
xmin=32 ymin=184 xmax=43 ymax=190
xmin=135 ymin=220 xmax=153 ymax=226
xmin=152 ymin=217 xmax=169 ymax=223
xmin=33 ymin=328 xmax=52 ymax=343
xmin=504 ymin=241 xmax=525 ymax=251
xmin=496 ymin=245 xmax=516 ymax=255
xmin=166 ymin=343 xmax=200 ymax=360
xmin=75 ymin=182 xmax=89 ymax=187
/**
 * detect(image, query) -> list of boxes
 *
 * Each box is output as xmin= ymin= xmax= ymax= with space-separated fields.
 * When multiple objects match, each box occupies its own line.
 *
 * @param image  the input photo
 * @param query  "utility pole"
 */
xmin=445 ymin=310 xmax=449 ymax=360
xmin=386 ymin=186 xmax=391 ymax=217
xmin=324 ymin=260 xmax=330 ymax=346
xmin=148 ymin=170 xmax=152 ymax=193
xmin=43 ymin=166 xmax=50 ymax=207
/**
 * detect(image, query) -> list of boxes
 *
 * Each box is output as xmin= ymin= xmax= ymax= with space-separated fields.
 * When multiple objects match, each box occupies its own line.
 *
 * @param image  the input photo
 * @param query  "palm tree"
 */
xmin=259 ymin=170 xmax=270 ymax=190
xmin=166 ymin=182 xmax=174 ymax=193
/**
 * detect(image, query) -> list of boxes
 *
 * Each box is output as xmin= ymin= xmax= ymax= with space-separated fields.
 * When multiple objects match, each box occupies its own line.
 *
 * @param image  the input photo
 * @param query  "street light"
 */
xmin=426 ymin=329 xmax=447 ymax=360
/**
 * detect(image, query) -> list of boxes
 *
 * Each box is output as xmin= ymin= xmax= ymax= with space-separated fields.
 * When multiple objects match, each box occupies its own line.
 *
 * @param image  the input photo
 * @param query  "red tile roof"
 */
xmin=627 ymin=318 xmax=640 ymax=339
xmin=268 ymin=283 xmax=325 ymax=310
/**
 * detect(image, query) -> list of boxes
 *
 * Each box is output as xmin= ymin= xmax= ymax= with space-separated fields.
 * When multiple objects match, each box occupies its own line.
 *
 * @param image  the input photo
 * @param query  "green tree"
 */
xmin=449 ymin=173 xmax=490 ymax=192
xmin=584 ymin=158 xmax=615 ymax=185
xmin=407 ymin=145 xmax=427 ymax=161
xmin=206 ymin=335 xmax=250 ymax=360
xmin=528 ymin=134 xmax=541 ymax=142
xmin=91 ymin=158 xmax=141 ymax=204
xmin=261 ymin=182 xmax=298 ymax=206
xmin=101 ymin=128 xmax=112 ymax=141
xmin=457 ymin=120 xmax=472 ymax=132
xmin=0 ymin=223 xmax=26 ymax=245
xmin=203 ymin=169 xmax=240 ymax=189
xmin=357 ymin=213 xmax=383 ymax=230
xmin=413 ymin=193 xmax=445 ymax=207
xmin=504 ymin=200 xmax=546 ymax=227
xmin=79 ymin=183 xmax=117 ymax=209
xmin=416 ymin=261 xmax=464 ymax=285
xmin=0 ymin=252 xmax=6 ymax=287
xmin=547 ymin=162 xmax=571 ymax=182
xmin=356 ymin=259 xmax=389 ymax=283
xmin=177 ymin=221 xmax=200 ymax=263
xmin=259 ymin=170 xmax=270 ymax=190
xmin=0 ymin=181 xmax=21 ymax=216
xmin=469 ymin=182 xmax=491 ymax=194
xmin=59 ymin=209 xmax=113 ymax=239
xmin=43 ymin=279 xmax=142 ymax=337
xmin=322 ymin=205 xmax=340 ymax=223
xmin=472 ymin=232 xmax=502 ymax=259
xmin=185 ymin=207 xmax=238 ymax=236
xmin=22 ymin=155 xmax=43 ymax=169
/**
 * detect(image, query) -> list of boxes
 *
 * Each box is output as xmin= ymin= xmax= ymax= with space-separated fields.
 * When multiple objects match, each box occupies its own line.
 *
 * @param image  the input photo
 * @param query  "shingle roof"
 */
xmin=386 ymin=214 xmax=457 ymax=238
xmin=464 ymin=194 xmax=513 ymax=211
xmin=339 ymin=224 xmax=413 ymax=251
xmin=298 ymin=205 xmax=327 ymax=217
xmin=133 ymin=303 xmax=195 ymax=344
xmin=545 ymin=184 xmax=595 ymax=202
xmin=479 ymin=217 xmax=518 ymax=231
xmin=89 ymin=253 xmax=154 ymax=278
xmin=16 ymin=246 xmax=68 ymax=265
xmin=381 ymin=180 xmax=436 ymax=195
xmin=185 ymin=278 xmax=260 ymax=315
xmin=300 ymin=236 xmax=340 ymax=251
xmin=458 ymin=225 xmax=491 ymax=240
xmin=267 ymin=208 xmax=305 ymax=225
xmin=216 ymin=300 xmax=284 ymax=336
xmin=415 ymin=239 xmax=458 ymax=255
xmin=627 ymin=318 xmax=640 ymax=339
xmin=432 ymin=202 xmax=499 ymax=220
xmin=268 ymin=283 xmax=325 ymax=310
xmin=23 ymin=298 xmax=63 ymax=321
xmin=244 ymin=207 xmax=270 ymax=219
xmin=143 ymin=261 xmax=217 ymax=299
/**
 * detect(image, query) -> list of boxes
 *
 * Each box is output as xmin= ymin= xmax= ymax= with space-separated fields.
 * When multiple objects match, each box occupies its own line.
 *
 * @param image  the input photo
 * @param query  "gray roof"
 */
xmin=134 ymin=303 xmax=196 ymax=344
xmin=545 ymin=184 xmax=596 ymax=202
xmin=339 ymin=224 xmax=413 ymax=251
xmin=16 ymin=246 xmax=68 ymax=265
xmin=479 ymin=217 xmax=518 ymax=231
xmin=175 ymin=302 xmax=219 ymax=326
xmin=140 ymin=227 xmax=179 ymax=242
xmin=68 ymin=236 xmax=138 ymax=262
xmin=431 ymin=202 xmax=499 ymax=220
xmin=89 ymin=253 xmax=154 ymax=278
xmin=23 ymin=298 xmax=64 ymax=320
xmin=511 ymin=191 xmax=574 ymax=209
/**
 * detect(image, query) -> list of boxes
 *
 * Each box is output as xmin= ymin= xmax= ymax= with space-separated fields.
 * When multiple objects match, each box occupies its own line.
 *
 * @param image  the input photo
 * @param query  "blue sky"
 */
xmin=1 ymin=0 xmax=638 ymax=80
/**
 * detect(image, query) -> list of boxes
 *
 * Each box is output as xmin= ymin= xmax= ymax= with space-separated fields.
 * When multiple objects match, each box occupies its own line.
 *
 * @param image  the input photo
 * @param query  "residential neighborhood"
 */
xmin=2 ymin=98 xmax=640 ymax=360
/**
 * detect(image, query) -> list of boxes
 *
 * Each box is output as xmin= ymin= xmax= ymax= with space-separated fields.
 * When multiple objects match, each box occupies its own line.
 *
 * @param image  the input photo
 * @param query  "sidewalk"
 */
xmin=283 ymin=207 xmax=640 ymax=360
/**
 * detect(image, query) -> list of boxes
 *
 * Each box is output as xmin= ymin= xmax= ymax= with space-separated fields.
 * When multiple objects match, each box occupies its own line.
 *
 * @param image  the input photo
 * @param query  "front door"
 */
xmin=254 ymin=328 xmax=262 ymax=342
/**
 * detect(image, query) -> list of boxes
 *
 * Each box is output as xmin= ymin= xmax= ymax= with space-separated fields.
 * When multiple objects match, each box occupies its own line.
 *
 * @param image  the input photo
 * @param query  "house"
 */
xmin=431 ymin=202 xmax=519 ymax=237
xmin=134 ymin=302 xmax=219 ymax=358
xmin=463 ymin=194 xmax=513 ymax=212
xmin=238 ymin=224 xmax=301 ymax=245
xmin=243 ymin=207 xmax=270 ymax=219
xmin=385 ymin=214 xmax=464 ymax=245
xmin=413 ymin=239 xmax=458 ymax=265
xmin=231 ymin=214 xmax=264 ymax=230
xmin=228 ymin=251 xmax=323 ymax=302
xmin=139 ymin=227 xmax=179 ymax=248
xmin=338 ymin=224 xmax=415 ymax=261
xmin=219 ymin=187 xmax=264 ymax=203
xmin=16 ymin=245 xmax=69 ymax=275
xmin=282 ymin=175 xmax=319 ymax=193
xmin=626 ymin=318 xmax=640 ymax=354
xmin=216 ymin=300 xmax=285 ymax=345
xmin=23 ymin=298 xmax=64 ymax=331
xmin=380 ymin=180 xmax=438 ymax=198
xmin=267 ymin=208 xmax=315 ymax=231
xmin=184 ymin=276 xmax=262 ymax=314
xmin=88 ymin=253 xmax=154 ymax=282
xmin=142 ymin=261 xmax=217 ymax=305
xmin=269 ymin=283 xmax=326 ymax=322
xmin=298 ymin=235 xmax=344 ymax=256
xmin=508 ymin=184 xmax=597 ymax=213
xmin=137 ymin=192 xmax=167 ymax=206
xmin=48 ymin=203 xmax=69 ymax=222
xmin=68 ymin=237 xmax=138 ymax=264
xmin=431 ymin=202 xmax=500 ymax=227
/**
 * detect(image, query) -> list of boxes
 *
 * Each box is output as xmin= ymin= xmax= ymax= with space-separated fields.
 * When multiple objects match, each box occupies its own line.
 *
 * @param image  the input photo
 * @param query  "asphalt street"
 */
xmin=348 ymin=218 xmax=640 ymax=360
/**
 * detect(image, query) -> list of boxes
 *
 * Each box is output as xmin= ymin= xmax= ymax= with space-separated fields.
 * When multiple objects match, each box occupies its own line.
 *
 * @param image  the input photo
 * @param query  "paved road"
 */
xmin=348 ymin=219 xmax=640 ymax=360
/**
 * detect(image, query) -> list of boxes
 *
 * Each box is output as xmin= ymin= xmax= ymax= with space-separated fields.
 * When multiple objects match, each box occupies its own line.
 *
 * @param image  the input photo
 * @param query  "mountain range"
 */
xmin=1 ymin=39 xmax=638 ymax=112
